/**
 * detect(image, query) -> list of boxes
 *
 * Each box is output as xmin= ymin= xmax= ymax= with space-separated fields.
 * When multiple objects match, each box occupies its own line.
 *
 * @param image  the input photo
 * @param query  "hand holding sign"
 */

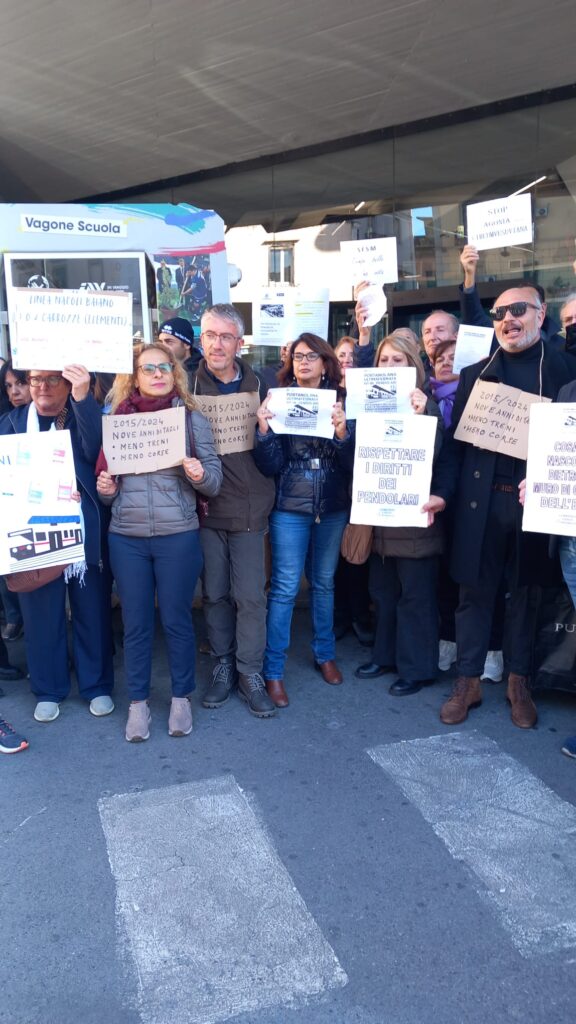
xmin=62 ymin=363 xmax=91 ymax=403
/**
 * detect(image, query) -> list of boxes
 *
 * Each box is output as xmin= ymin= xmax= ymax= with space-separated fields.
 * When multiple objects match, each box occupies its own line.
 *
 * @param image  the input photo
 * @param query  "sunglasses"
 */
xmin=489 ymin=301 xmax=541 ymax=321
xmin=137 ymin=362 xmax=173 ymax=375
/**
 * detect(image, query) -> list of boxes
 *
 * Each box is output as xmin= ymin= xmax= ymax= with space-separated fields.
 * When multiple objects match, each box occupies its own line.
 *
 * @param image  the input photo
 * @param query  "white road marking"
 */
xmin=368 ymin=731 xmax=576 ymax=957
xmin=98 ymin=775 xmax=347 ymax=1024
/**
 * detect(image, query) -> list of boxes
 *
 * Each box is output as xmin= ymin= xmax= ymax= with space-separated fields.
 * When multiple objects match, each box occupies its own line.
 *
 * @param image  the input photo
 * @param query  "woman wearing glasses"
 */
xmin=254 ymin=333 xmax=354 ymax=706
xmin=96 ymin=344 xmax=222 ymax=742
xmin=0 ymin=364 xmax=115 ymax=723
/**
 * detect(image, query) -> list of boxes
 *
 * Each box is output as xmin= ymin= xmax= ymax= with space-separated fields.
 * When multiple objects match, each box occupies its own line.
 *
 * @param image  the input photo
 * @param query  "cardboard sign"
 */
xmin=192 ymin=392 xmax=260 ymax=455
xmin=344 ymin=367 xmax=416 ymax=420
xmin=267 ymin=388 xmax=337 ymax=439
xmin=523 ymin=403 xmax=576 ymax=536
xmin=102 ymin=406 xmax=185 ymax=475
xmin=9 ymin=287 xmax=134 ymax=372
xmin=454 ymin=380 xmax=551 ymax=460
xmin=350 ymin=414 xmax=437 ymax=528
xmin=340 ymin=237 xmax=398 ymax=285
xmin=466 ymin=194 xmax=533 ymax=252
xmin=452 ymin=324 xmax=494 ymax=374
xmin=0 ymin=430 xmax=84 ymax=575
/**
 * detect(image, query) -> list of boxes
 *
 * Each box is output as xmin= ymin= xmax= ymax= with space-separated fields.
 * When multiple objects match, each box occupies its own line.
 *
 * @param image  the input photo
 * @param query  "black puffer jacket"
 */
xmin=253 ymin=421 xmax=354 ymax=518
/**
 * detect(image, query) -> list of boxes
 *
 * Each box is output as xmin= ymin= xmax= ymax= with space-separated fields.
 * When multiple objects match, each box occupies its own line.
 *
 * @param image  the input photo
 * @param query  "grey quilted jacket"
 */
xmin=101 ymin=408 xmax=222 ymax=537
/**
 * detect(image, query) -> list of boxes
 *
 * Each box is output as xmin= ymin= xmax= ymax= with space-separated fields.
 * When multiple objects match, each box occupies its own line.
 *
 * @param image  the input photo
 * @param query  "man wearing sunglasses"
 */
xmin=459 ymin=245 xmax=564 ymax=349
xmin=426 ymin=286 xmax=576 ymax=730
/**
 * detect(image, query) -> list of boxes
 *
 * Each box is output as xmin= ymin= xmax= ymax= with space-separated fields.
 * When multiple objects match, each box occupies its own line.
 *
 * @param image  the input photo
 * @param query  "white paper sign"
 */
xmin=0 ymin=430 xmax=84 ymax=574
xmin=466 ymin=194 xmax=533 ymax=251
xmin=102 ymin=406 xmax=185 ymax=475
xmin=350 ymin=414 xmax=437 ymax=528
xmin=252 ymin=288 xmax=329 ymax=345
xmin=452 ymin=324 xmax=494 ymax=374
xmin=340 ymin=237 xmax=398 ymax=285
xmin=344 ymin=367 xmax=416 ymax=420
xmin=354 ymin=283 xmax=387 ymax=328
xmin=523 ymin=403 xmax=576 ymax=536
xmin=267 ymin=388 xmax=337 ymax=439
xmin=8 ymin=287 xmax=134 ymax=372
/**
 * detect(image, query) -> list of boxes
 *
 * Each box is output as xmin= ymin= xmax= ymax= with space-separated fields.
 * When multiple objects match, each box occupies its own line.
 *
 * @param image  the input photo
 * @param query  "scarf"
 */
xmin=95 ymin=389 xmax=179 ymax=474
xmin=429 ymin=377 xmax=459 ymax=429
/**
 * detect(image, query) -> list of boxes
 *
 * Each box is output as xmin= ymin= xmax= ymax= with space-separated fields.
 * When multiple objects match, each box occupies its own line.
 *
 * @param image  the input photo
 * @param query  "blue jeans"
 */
xmin=109 ymin=530 xmax=203 ymax=700
xmin=264 ymin=509 xmax=349 ymax=679
xmin=559 ymin=537 xmax=576 ymax=607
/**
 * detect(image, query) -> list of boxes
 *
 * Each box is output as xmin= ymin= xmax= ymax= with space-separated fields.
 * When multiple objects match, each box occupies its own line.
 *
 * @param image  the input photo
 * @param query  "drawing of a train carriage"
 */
xmin=286 ymin=403 xmax=315 ymax=419
xmin=366 ymin=382 xmax=395 ymax=401
xmin=8 ymin=514 xmax=82 ymax=562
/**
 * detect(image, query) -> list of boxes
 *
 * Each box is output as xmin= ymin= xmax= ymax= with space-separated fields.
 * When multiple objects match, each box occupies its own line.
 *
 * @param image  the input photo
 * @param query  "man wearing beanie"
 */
xmin=158 ymin=317 xmax=202 ymax=383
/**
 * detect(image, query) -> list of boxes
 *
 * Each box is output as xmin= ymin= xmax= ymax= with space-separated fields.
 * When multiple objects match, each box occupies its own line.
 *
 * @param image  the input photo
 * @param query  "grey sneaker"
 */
xmin=34 ymin=701 xmax=60 ymax=723
xmin=238 ymin=672 xmax=277 ymax=718
xmin=125 ymin=701 xmax=151 ymax=742
xmin=168 ymin=696 xmax=193 ymax=737
xmin=202 ymin=659 xmax=237 ymax=708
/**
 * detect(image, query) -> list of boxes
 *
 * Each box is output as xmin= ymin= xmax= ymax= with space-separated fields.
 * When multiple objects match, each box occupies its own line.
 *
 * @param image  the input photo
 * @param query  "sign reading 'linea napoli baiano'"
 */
xmin=20 ymin=214 xmax=128 ymax=237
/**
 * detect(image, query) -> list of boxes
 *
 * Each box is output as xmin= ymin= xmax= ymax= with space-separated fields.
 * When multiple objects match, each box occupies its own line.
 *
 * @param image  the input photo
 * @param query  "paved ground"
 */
xmin=2 ymin=609 xmax=576 ymax=1024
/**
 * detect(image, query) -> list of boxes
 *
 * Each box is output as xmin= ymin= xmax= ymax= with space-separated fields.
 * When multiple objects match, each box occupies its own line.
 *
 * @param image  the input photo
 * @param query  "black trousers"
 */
xmin=369 ymin=553 xmax=439 ymax=681
xmin=455 ymin=489 xmax=534 ymax=677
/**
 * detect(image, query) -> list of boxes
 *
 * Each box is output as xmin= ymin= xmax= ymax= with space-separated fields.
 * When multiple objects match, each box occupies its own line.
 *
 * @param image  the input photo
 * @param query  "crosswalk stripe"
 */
xmin=98 ymin=775 xmax=347 ymax=1024
xmin=368 ymin=731 xmax=576 ymax=957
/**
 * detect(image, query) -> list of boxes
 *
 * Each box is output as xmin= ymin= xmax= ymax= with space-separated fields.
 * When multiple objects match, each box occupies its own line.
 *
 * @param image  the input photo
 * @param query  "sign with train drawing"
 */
xmin=0 ymin=430 xmax=84 ymax=574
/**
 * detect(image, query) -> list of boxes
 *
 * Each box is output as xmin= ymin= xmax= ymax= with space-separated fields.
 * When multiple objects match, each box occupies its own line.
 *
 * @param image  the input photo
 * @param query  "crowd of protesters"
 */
xmin=2 ymin=245 xmax=576 ymax=760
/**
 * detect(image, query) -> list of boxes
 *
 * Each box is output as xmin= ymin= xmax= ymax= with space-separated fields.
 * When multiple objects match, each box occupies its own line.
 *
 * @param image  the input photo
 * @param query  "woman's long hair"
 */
xmin=374 ymin=334 xmax=425 ymax=389
xmin=108 ymin=343 xmax=196 ymax=412
xmin=277 ymin=333 xmax=344 ymax=396
xmin=0 ymin=360 xmax=28 ymax=414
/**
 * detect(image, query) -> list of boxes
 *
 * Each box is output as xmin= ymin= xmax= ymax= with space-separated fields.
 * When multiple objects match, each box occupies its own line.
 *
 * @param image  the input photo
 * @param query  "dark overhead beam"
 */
xmin=79 ymin=83 xmax=576 ymax=205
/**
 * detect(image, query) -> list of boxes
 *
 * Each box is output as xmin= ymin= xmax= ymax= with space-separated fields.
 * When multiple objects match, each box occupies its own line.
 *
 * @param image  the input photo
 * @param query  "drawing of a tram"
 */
xmin=367 ymin=382 xmax=395 ymax=400
xmin=8 ymin=515 xmax=82 ymax=562
xmin=286 ymin=403 xmax=314 ymax=419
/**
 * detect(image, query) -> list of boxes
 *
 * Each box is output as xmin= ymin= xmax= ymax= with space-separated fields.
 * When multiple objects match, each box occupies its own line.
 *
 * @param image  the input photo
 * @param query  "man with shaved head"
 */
xmin=426 ymin=284 xmax=576 ymax=730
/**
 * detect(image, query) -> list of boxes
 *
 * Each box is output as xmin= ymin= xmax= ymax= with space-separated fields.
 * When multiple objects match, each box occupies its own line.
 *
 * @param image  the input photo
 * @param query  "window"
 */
xmin=268 ymin=244 xmax=294 ymax=285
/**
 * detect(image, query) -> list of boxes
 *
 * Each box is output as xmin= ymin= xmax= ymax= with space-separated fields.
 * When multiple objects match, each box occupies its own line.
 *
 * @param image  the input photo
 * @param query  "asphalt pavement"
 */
xmin=2 ymin=608 xmax=575 ymax=1024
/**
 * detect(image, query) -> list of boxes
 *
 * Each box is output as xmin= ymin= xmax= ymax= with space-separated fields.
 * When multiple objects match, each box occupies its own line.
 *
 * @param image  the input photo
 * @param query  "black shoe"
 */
xmin=0 ymin=665 xmax=24 ymax=681
xmin=389 ymin=677 xmax=435 ymax=696
xmin=354 ymin=662 xmax=395 ymax=679
xmin=351 ymin=621 xmax=374 ymax=646
xmin=1 ymin=623 xmax=23 ymax=642
xmin=238 ymin=673 xmax=276 ymax=718
xmin=202 ymin=658 xmax=237 ymax=708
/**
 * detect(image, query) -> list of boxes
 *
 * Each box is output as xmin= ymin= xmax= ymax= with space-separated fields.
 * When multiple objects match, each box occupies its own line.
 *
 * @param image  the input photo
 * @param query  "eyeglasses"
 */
xmin=27 ymin=375 xmax=64 ymax=388
xmin=201 ymin=331 xmax=239 ymax=344
xmin=137 ymin=362 xmax=173 ymax=375
xmin=489 ymin=301 xmax=541 ymax=321
xmin=293 ymin=352 xmax=321 ymax=363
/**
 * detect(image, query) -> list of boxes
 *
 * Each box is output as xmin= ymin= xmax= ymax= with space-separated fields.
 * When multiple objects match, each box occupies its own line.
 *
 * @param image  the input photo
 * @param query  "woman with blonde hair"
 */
xmin=97 ymin=343 xmax=222 ymax=742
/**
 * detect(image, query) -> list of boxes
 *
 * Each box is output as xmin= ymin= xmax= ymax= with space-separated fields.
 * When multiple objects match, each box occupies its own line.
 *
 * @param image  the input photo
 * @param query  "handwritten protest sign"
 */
xmin=523 ymin=403 xmax=576 ymax=536
xmin=193 ymin=392 xmax=260 ymax=455
xmin=466 ymin=194 xmax=533 ymax=251
xmin=102 ymin=406 xmax=185 ymax=475
xmin=454 ymin=380 xmax=550 ymax=461
xmin=350 ymin=414 xmax=437 ymax=528
xmin=0 ymin=430 xmax=84 ymax=575
xmin=452 ymin=324 xmax=494 ymax=374
xmin=267 ymin=388 xmax=337 ymax=439
xmin=344 ymin=367 xmax=416 ymax=420
xmin=9 ymin=287 xmax=134 ymax=373
xmin=340 ymin=238 xmax=398 ymax=285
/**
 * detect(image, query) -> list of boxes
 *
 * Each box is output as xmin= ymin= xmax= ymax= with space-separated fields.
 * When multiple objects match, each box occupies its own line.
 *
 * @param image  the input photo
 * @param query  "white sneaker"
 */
xmin=481 ymin=650 xmax=504 ymax=683
xmin=438 ymin=640 xmax=457 ymax=672
xmin=34 ymin=701 xmax=60 ymax=722
xmin=90 ymin=695 xmax=115 ymax=717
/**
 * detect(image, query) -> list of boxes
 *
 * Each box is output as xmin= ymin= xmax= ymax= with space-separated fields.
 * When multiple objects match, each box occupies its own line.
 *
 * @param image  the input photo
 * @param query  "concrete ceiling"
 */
xmin=1 ymin=0 xmax=576 ymax=223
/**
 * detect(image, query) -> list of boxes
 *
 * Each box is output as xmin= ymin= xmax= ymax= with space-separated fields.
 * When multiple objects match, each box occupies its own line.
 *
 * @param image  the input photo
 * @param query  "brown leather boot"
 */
xmin=506 ymin=673 xmax=537 ymax=729
xmin=440 ymin=676 xmax=482 ymax=725
xmin=265 ymin=678 xmax=289 ymax=708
